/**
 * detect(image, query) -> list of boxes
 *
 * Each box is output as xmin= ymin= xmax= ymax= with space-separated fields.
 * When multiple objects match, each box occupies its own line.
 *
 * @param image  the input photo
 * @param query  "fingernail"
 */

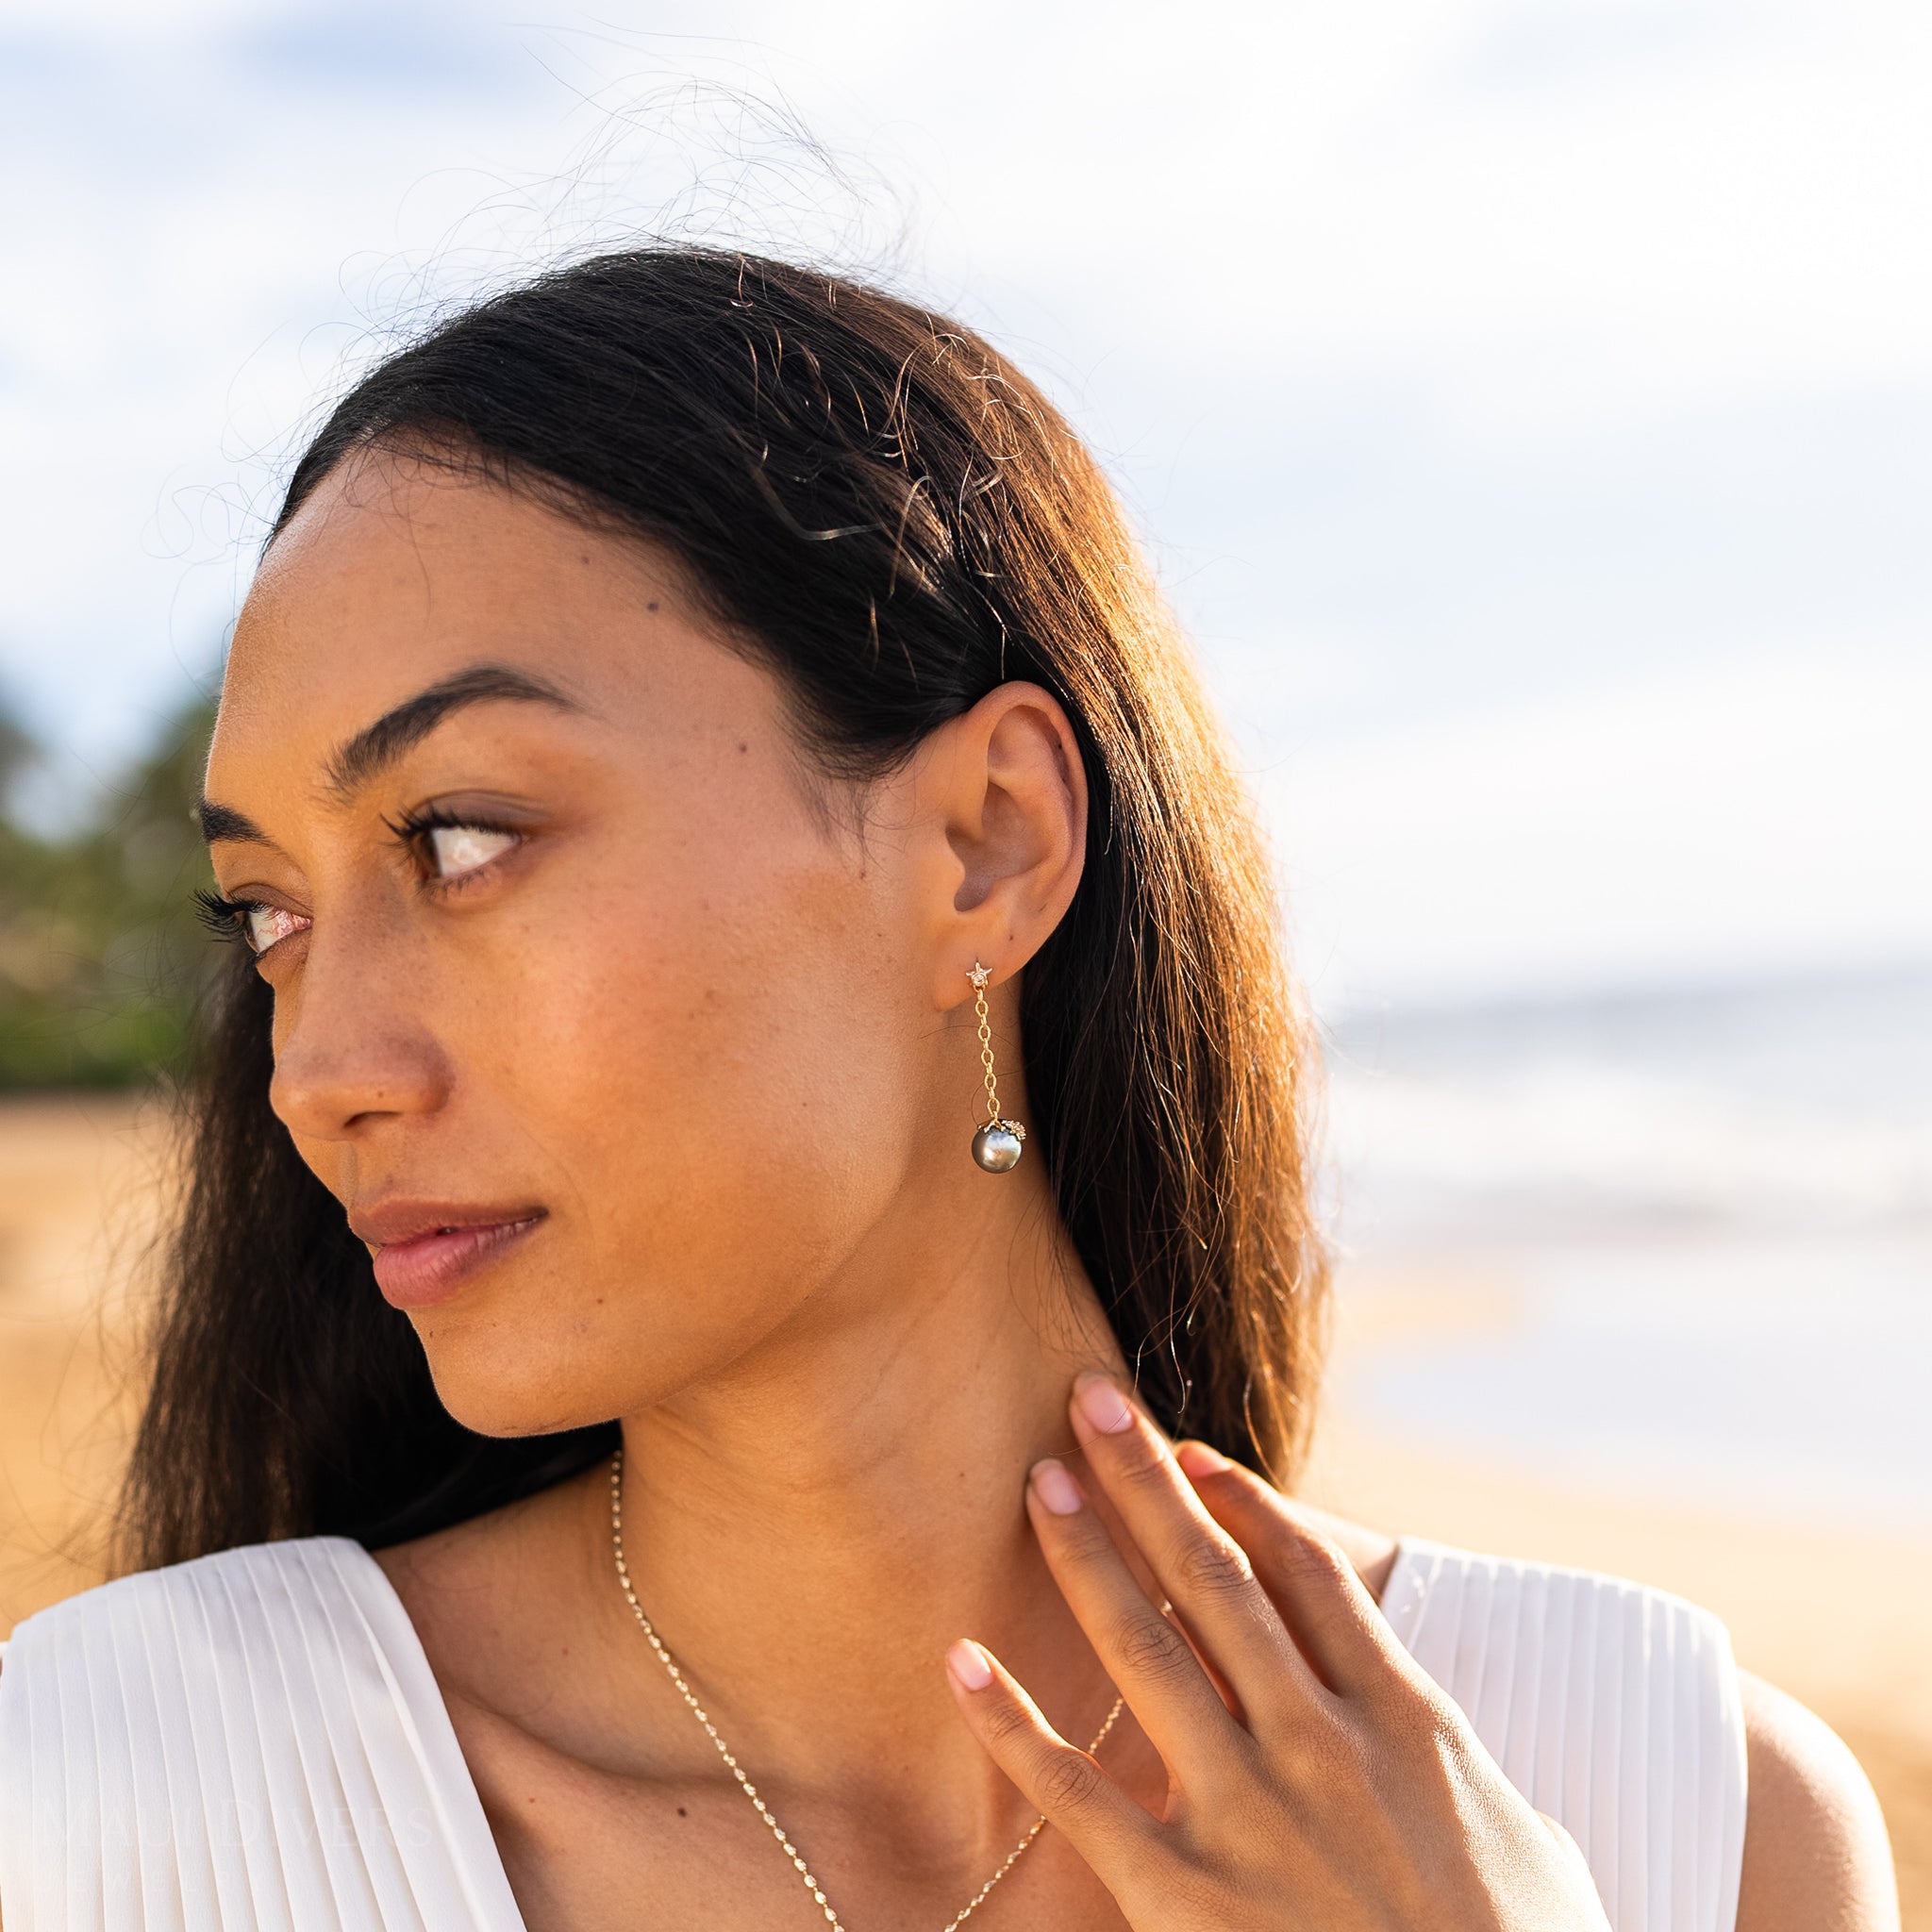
xmin=1175 ymin=1441 xmax=1231 ymax=1478
xmin=1030 ymin=1457 xmax=1086 ymax=1515
xmin=947 ymin=1639 xmax=993 ymax=1690
xmin=1074 ymin=1374 xmax=1135 ymax=1435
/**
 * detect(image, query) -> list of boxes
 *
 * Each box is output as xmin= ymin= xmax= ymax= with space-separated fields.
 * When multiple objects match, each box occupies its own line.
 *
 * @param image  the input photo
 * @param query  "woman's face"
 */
xmin=204 ymin=451 xmax=1080 ymax=1436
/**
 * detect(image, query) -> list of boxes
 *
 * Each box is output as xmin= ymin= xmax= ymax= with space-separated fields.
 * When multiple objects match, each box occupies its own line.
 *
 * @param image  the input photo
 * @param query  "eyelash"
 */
xmin=381 ymin=805 xmax=525 ymax=887
xmin=192 ymin=888 xmax=258 ymax=946
xmin=193 ymin=809 xmax=524 ymax=953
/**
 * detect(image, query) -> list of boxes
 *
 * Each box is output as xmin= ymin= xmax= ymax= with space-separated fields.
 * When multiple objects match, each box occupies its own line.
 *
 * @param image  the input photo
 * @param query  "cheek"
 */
xmin=454 ymin=824 xmax=926 ymax=1291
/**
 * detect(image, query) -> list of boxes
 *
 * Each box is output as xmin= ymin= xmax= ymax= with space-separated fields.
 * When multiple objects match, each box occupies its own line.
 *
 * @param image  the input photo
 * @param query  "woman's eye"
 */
xmin=425 ymin=823 xmax=519 ymax=879
xmin=243 ymin=905 xmax=310 ymax=955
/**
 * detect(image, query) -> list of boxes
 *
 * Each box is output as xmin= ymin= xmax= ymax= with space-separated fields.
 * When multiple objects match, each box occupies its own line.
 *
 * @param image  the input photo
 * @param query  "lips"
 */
xmin=350 ymin=1202 xmax=545 ymax=1308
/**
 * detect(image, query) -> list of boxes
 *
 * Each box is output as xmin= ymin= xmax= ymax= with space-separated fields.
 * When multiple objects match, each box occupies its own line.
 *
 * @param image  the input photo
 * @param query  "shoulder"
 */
xmin=0 ymin=1537 xmax=528 ymax=1929
xmin=1314 ymin=1508 xmax=1901 ymax=1931
xmin=1736 ymin=1671 xmax=1899 ymax=1932
xmin=0 ymin=1535 xmax=392 ymax=1758
xmin=366 ymin=1460 xmax=603 ymax=1717
xmin=0 ymin=1539 xmax=383 ymax=1924
xmin=2 ymin=1535 xmax=380 ymax=1660
xmin=1321 ymin=1519 xmax=1747 ymax=1924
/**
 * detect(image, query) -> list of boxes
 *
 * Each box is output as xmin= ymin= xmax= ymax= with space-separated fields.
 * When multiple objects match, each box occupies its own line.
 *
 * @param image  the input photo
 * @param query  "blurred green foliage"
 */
xmin=0 ymin=691 xmax=220 ymax=1089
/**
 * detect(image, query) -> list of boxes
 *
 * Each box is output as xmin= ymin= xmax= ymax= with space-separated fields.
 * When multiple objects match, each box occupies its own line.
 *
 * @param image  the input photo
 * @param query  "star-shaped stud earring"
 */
xmin=968 ymin=962 xmax=991 ymax=990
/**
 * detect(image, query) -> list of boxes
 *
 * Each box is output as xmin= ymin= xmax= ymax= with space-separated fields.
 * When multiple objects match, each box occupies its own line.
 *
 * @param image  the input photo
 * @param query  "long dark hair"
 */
xmin=123 ymin=249 xmax=1328 ymax=1568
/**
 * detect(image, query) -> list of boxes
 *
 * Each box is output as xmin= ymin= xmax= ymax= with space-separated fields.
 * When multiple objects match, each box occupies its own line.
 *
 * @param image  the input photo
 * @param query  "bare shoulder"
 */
xmin=369 ymin=1464 xmax=606 ymax=1707
xmin=1250 ymin=1503 xmax=1900 ymax=1926
xmin=1737 ymin=1671 xmax=1899 ymax=1932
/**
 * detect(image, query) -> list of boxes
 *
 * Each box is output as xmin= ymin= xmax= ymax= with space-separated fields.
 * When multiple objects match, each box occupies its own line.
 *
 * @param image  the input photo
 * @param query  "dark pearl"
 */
xmin=971 ymin=1122 xmax=1024 ymax=1173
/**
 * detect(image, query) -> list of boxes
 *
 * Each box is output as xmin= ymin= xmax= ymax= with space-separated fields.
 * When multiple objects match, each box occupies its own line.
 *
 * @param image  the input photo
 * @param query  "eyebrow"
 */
xmin=323 ymin=663 xmax=580 ymax=798
xmin=197 ymin=663 xmax=582 ymax=844
xmin=197 ymin=799 xmax=271 ymax=844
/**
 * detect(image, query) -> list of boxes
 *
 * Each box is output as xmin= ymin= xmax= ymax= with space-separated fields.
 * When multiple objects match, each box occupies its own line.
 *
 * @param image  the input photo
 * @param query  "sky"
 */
xmin=1 ymin=0 xmax=1928 ymax=1011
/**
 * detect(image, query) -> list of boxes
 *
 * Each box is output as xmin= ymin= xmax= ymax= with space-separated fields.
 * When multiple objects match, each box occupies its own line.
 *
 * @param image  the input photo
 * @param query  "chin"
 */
xmin=425 ymin=1377 xmax=594 ymax=1441
xmin=411 ymin=1320 xmax=679 ymax=1441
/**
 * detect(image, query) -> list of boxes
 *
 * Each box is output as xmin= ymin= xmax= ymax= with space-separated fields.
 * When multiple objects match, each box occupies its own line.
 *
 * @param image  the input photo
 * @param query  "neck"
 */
xmin=601 ymin=1157 xmax=1126 ymax=1834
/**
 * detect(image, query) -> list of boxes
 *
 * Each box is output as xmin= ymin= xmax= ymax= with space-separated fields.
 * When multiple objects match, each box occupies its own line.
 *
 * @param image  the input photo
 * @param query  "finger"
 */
xmin=944 ymin=1637 xmax=1160 ymax=1885
xmin=1055 ymin=1456 xmax=1219 ymax=1705
xmin=1070 ymin=1472 xmax=1245 ymax=1721
xmin=1074 ymin=1458 xmax=1171 ymax=1609
xmin=1068 ymin=1377 xmax=1319 ymax=1714
xmin=1174 ymin=1441 xmax=1414 ymax=1698
xmin=1025 ymin=1457 xmax=1247 ymax=1778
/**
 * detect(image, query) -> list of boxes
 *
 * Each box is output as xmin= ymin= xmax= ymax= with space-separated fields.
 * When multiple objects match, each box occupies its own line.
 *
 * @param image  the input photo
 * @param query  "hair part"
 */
xmin=124 ymin=247 xmax=1329 ymax=1569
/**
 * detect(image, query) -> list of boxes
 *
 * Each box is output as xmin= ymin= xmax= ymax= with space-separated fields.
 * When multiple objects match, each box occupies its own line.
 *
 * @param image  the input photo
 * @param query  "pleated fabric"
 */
xmin=0 ymin=1540 xmax=527 ymax=1932
xmin=1382 ymin=1538 xmax=1748 ymax=1932
xmin=0 ymin=1533 xmax=1747 ymax=1929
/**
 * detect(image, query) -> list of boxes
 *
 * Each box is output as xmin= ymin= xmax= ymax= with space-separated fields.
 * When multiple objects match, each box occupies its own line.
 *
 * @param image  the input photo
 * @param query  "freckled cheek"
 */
xmin=469 ymin=854 xmax=908 ymax=1210
xmin=560 ymin=901 xmax=820 ymax=1132
xmin=417 ymin=854 xmax=745 ymax=1110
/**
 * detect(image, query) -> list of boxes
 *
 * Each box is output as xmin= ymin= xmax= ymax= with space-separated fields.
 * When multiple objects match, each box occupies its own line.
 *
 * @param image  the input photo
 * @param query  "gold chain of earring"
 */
xmin=973 ymin=974 xmax=1002 ymax=1125
xmin=967 ymin=961 xmax=1025 ymax=1172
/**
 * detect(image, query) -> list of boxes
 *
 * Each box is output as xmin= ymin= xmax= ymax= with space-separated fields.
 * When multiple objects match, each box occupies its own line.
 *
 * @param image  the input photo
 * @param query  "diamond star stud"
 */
xmin=968 ymin=962 xmax=991 ymax=990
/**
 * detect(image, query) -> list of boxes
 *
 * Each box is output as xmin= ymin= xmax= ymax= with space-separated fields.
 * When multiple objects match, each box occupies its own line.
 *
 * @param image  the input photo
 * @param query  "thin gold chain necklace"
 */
xmin=608 ymin=1449 xmax=1125 ymax=1930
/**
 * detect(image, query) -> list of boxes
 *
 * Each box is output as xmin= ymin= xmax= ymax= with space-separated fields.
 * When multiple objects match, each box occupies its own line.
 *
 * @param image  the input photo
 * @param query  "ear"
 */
xmin=914 ymin=681 xmax=1089 ymax=1008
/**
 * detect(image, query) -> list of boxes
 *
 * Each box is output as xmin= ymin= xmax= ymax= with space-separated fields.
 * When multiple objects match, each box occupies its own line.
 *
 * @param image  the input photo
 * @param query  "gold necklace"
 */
xmin=608 ymin=1449 xmax=1125 ymax=1930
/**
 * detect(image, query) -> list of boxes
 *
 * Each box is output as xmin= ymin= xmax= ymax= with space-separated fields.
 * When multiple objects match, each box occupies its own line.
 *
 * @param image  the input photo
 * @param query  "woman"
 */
xmin=0 ymin=250 xmax=1897 ymax=1930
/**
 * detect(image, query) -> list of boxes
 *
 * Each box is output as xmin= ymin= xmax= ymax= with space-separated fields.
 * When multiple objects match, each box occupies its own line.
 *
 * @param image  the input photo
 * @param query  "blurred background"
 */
xmin=1 ymin=0 xmax=1928 ymax=1912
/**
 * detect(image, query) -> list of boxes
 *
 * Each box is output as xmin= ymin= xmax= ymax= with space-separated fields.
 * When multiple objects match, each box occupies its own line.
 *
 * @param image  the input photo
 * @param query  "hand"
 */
xmin=944 ymin=1374 xmax=1610 ymax=1931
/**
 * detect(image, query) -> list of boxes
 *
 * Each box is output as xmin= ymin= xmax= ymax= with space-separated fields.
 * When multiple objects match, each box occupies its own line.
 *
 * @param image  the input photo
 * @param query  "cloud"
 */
xmin=1 ymin=0 xmax=1927 ymax=999
xmin=1267 ymin=644 xmax=1932 ymax=1008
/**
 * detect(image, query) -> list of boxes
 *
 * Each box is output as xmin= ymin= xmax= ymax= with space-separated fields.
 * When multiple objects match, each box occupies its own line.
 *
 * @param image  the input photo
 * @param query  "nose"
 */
xmin=268 ymin=940 xmax=451 ymax=1142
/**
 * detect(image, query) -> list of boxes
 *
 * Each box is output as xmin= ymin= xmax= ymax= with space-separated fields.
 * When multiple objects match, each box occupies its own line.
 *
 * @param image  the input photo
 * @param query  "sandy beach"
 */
xmin=1 ymin=1093 xmax=1926 ymax=1923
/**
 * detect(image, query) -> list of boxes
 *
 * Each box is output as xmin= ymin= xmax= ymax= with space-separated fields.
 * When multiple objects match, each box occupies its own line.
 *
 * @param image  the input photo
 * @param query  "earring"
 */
xmin=968 ymin=961 xmax=1027 ymax=1173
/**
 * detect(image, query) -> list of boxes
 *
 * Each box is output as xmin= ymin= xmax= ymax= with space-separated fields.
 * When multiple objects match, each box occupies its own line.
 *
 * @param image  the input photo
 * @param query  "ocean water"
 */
xmin=1321 ymin=968 xmax=1932 ymax=1530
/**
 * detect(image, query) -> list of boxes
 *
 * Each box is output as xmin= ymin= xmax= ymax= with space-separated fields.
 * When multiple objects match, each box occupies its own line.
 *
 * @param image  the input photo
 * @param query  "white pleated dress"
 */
xmin=0 ymin=1534 xmax=1747 ymax=1932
